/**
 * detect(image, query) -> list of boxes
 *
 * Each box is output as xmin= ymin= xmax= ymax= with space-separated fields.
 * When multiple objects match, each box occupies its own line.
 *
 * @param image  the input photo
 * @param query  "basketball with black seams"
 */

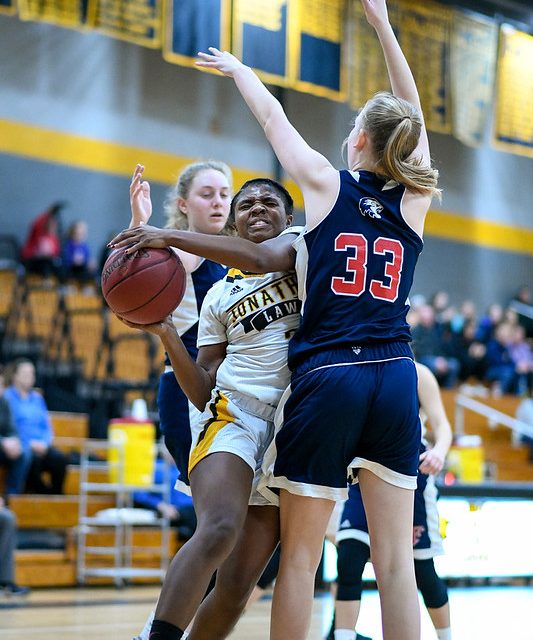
xmin=101 ymin=247 xmax=186 ymax=324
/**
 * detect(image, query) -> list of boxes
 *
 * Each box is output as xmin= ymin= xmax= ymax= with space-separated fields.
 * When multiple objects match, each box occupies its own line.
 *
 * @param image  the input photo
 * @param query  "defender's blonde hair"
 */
xmin=360 ymin=92 xmax=441 ymax=200
xmin=163 ymin=161 xmax=233 ymax=230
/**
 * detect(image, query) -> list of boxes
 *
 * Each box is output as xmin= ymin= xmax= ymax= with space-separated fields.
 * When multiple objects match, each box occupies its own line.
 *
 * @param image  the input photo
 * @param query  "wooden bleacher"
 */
xmin=441 ymin=389 xmax=533 ymax=482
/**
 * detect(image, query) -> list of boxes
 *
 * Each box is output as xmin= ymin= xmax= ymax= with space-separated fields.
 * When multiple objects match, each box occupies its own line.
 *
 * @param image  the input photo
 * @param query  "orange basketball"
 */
xmin=101 ymin=247 xmax=186 ymax=324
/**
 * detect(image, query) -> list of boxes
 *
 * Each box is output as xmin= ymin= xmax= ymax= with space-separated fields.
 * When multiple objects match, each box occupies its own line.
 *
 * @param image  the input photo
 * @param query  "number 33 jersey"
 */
xmin=288 ymin=169 xmax=423 ymax=369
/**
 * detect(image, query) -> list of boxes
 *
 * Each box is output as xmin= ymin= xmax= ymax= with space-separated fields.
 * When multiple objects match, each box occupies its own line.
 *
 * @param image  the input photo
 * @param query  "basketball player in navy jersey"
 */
xmin=129 ymin=162 xmax=231 ymax=485
xmin=112 ymin=1 xmax=440 ymax=637
xmin=330 ymin=363 xmax=453 ymax=640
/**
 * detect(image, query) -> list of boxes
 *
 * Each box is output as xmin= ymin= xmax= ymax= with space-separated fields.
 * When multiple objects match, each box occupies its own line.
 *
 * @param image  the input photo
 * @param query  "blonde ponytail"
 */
xmin=362 ymin=92 xmax=441 ymax=200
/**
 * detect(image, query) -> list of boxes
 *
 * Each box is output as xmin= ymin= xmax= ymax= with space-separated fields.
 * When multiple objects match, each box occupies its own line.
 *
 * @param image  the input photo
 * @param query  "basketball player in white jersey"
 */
xmin=116 ymin=178 xmax=302 ymax=640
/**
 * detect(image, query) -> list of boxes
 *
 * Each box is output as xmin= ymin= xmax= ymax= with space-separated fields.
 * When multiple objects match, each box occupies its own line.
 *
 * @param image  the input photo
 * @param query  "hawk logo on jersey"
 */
xmin=359 ymin=197 xmax=383 ymax=219
xmin=230 ymin=284 xmax=244 ymax=296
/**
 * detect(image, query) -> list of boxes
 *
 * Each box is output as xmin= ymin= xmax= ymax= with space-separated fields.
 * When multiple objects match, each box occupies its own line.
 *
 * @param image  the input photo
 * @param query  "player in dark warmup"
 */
xmin=329 ymin=363 xmax=453 ymax=640
xmin=130 ymin=162 xmax=232 ymax=484
xmin=112 ymin=0 xmax=440 ymax=636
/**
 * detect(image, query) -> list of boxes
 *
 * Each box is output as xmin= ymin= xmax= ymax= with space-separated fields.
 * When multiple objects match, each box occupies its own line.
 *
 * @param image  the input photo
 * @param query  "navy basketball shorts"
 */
xmin=157 ymin=370 xmax=194 ymax=484
xmin=337 ymin=473 xmax=443 ymax=557
xmin=259 ymin=344 xmax=420 ymax=503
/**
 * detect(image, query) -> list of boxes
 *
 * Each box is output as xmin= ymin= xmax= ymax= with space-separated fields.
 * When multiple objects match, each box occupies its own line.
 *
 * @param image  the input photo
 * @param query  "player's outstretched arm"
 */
xmin=109 ymin=224 xmax=297 ymax=273
xmin=416 ymin=363 xmax=453 ymax=475
xmin=114 ymin=315 xmax=224 ymax=410
xmin=361 ymin=0 xmax=430 ymax=165
xmin=196 ymin=48 xmax=338 ymax=223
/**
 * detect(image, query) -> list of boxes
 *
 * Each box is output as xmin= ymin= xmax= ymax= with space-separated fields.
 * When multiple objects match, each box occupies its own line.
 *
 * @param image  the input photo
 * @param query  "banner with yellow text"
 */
xmin=163 ymin=0 xmax=230 ymax=69
xmin=233 ymin=0 xmax=291 ymax=87
xmin=494 ymin=25 xmax=533 ymax=158
xmin=17 ymin=0 xmax=87 ymax=27
xmin=86 ymin=0 xmax=162 ymax=47
xmin=291 ymin=0 xmax=347 ymax=101
xmin=450 ymin=11 xmax=498 ymax=147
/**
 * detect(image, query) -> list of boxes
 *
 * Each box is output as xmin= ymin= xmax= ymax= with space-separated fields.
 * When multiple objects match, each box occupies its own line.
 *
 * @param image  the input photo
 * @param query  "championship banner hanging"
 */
xmin=86 ymin=0 xmax=162 ymax=48
xmin=450 ymin=11 xmax=498 ymax=147
xmin=291 ymin=0 xmax=347 ymax=101
xmin=0 ymin=0 xmax=17 ymax=16
xmin=494 ymin=25 xmax=533 ymax=158
xmin=17 ymin=0 xmax=87 ymax=27
xmin=233 ymin=0 xmax=291 ymax=87
xmin=394 ymin=0 xmax=453 ymax=134
xmin=163 ymin=0 xmax=230 ymax=69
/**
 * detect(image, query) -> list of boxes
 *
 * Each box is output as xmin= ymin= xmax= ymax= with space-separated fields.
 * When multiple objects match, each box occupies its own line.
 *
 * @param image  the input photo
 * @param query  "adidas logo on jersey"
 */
xmin=352 ymin=346 xmax=362 ymax=355
xmin=230 ymin=284 xmax=244 ymax=295
xmin=339 ymin=519 xmax=352 ymax=529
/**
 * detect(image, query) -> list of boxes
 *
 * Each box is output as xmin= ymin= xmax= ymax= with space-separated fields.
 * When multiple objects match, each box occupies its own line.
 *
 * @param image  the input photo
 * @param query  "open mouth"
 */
xmin=249 ymin=219 xmax=270 ymax=229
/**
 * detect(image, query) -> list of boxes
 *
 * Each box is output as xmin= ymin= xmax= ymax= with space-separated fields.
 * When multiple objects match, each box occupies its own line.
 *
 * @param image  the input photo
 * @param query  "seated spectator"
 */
xmin=508 ymin=324 xmax=533 ymax=395
xmin=475 ymin=303 xmax=504 ymax=344
xmin=63 ymin=221 xmax=96 ymax=284
xmin=448 ymin=319 xmax=488 ymax=383
xmin=485 ymin=322 xmax=518 ymax=395
xmin=510 ymin=285 xmax=533 ymax=338
xmin=0 ymin=367 xmax=32 ymax=496
xmin=21 ymin=202 xmax=65 ymax=279
xmin=0 ymin=496 xmax=30 ymax=596
xmin=133 ymin=447 xmax=196 ymax=541
xmin=412 ymin=304 xmax=460 ymax=388
xmin=4 ymin=359 xmax=67 ymax=494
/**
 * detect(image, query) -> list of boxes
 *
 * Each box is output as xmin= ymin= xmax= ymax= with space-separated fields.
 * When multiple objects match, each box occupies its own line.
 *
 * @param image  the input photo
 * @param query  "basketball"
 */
xmin=101 ymin=247 xmax=187 ymax=324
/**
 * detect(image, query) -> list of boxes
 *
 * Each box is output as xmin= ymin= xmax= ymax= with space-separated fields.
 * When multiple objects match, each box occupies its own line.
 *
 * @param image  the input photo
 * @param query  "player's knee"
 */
xmin=336 ymin=539 xmax=369 ymax=601
xmin=414 ymin=558 xmax=449 ymax=609
xmin=195 ymin=513 xmax=242 ymax=558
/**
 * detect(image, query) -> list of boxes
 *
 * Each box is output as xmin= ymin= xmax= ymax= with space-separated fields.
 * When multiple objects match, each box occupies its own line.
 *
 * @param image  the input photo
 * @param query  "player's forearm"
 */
xmin=373 ymin=20 xmax=422 ymax=112
xmin=232 ymin=65 xmax=282 ymax=132
xmin=159 ymin=326 xmax=213 ymax=410
xmin=432 ymin=420 xmax=453 ymax=457
xmin=165 ymin=229 xmax=283 ymax=272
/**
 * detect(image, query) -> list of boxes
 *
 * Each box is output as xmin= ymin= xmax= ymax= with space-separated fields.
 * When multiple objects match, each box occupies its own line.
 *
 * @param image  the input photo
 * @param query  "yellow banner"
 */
xmin=494 ymin=25 xmax=533 ymax=158
xmin=0 ymin=0 xmax=17 ymax=15
xmin=86 ymin=0 xmax=162 ymax=48
xmin=450 ymin=11 xmax=498 ymax=147
xmin=163 ymin=0 xmax=231 ymax=69
xmin=349 ymin=0 xmax=452 ymax=133
xmin=291 ymin=0 xmax=347 ymax=101
xmin=17 ymin=0 xmax=86 ymax=27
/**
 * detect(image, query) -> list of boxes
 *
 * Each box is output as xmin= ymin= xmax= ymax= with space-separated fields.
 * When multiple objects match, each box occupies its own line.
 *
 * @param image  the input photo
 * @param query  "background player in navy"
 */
xmin=117 ymin=179 xmax=301 ymax=640
xmin=193 ymin=1 xmax=441 ymax=638
xmin=129 ymin=162 xmax=231 ymax=483
xmin=330 ymin=363 xmax=453 ymax=640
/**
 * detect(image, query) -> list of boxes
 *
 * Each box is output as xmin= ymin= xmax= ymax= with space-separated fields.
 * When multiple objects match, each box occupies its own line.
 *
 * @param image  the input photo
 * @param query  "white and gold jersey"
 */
xmin=197 ymin=233 xmax=302 ymax=407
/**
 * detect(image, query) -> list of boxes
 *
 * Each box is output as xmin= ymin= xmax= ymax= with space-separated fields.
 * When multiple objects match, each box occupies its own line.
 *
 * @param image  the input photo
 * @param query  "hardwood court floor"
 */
xmin=1 ymin=584 xmax=532 ymax=639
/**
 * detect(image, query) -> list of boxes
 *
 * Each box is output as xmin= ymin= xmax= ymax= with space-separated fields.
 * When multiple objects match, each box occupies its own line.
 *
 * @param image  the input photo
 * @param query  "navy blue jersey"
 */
xmin=166 ymin=257 xmax=227 ymax=361
xmin=289 ymin=170 xmax=423 ymax=369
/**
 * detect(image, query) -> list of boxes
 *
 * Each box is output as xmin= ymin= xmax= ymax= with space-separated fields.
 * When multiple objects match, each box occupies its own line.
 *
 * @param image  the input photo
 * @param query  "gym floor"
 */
xmin=1 ymin=584 xmax=531 ymax=639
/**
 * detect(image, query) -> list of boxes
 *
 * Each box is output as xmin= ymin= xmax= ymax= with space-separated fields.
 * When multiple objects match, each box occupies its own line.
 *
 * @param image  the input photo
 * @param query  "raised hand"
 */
xmin=196 ymin=47 xmax=245 ymax=77
xmin=109 ymin=224 xmax=171 ymax=254
xmin=360 ymin=0 xmax=389 ymax=27
xmin=130 ymin=164 xmax=152 ymax=226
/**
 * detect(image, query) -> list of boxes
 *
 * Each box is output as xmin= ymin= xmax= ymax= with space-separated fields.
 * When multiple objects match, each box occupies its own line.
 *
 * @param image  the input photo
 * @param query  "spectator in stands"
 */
xmin=0 ymin=366 xmax=32 ymax=496
xmin=448 ymin=319 xmax=488 ymax=384
xmin=21 ymin=202 xmax=65 ymax=279
xmin=133 ymin=447 xmax=197 ymax=542
xmin=62 ymin=221 xmax=96 ymax=285
xmin=0 ymin=496 xmax=30 ymax=596
xmin=510 ymin=285 xmax=533 ymax=338
xmin=430 ymin=290 xmax=453 ymax=325
xmin=412 ymin=304 xmax=460 ymax=388
xmin=508 ymin=324 xmax=533 ymax=395
xmin=485 ymin=322 xmax=518 ymax=395
xmin=475 ymin=303 xmax=504 ymax=344
xmin=4 ymin=359 xmax=68 ymax=494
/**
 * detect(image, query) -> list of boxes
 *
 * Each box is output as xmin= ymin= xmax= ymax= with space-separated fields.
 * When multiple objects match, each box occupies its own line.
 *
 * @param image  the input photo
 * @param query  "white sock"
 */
xmin=334 ymin=630 xmax=356 ymax=640
xmin=436 ymin=628 xmax=452 ymax=640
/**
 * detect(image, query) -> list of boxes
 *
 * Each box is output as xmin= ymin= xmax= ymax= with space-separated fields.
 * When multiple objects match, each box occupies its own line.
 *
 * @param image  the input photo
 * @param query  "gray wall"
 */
xmin=0 ymin=15 xmax=531 ymax=311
